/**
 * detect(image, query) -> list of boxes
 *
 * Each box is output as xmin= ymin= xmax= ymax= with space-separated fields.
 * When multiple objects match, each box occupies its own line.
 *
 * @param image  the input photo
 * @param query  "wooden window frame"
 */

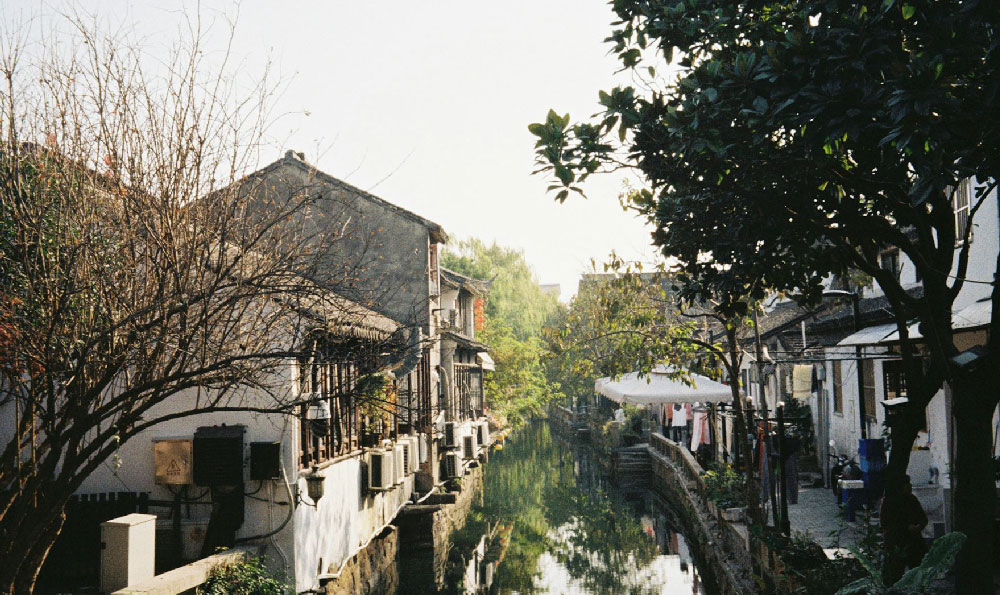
xmin=832 ymin=360 xmax=843 ymax=414
xmin=862 ymin=359 xmax=877 ymax=423
xmin=299 ymin=348 xmax=361 ymax=469
xmin=953 ymin=180 xmax=972 ymax=246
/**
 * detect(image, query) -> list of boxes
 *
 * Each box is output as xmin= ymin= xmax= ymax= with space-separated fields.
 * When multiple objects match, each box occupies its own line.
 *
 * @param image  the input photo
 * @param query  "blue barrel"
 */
xmin=858 ymin=438 xmax=886 ymax=502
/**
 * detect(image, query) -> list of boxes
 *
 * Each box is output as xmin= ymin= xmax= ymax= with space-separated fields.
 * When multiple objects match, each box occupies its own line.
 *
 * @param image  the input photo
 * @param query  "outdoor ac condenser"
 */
xmin=462 ymin=434 xmax=476 ymax=460
xmin=444 ymin=422 xmax=457 ymax=448
xmin=418 ymin=434 xmax=428 ymax=464
xmin=393 ymin=444 xmax=405 ymax=485
xmin=443 ymin=451 xmax=462 ymax=478
xmin=368 ymin=450 xmax=394 ymax=491
xmin=476 ymin=422 xmax=490 ymax=447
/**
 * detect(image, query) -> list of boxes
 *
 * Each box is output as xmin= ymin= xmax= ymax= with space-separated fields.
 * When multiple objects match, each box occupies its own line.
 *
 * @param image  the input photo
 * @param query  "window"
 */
xmin=883 ymin=359 xmax=926 ymax=431
xmin=429 ymin=242 xmax=440 ymax=289
xmin=880 ymin=249 xmax=900 ymax=279
xmin=882 ymin=359 xmax=907 ymax=401
xmin=832 ymin=360 xmax=843 ymax=414
xmin=297 ymin=340 xmax=364 ymax=468
xmin=953 ymin=181 xmax=972 ymax=245
xmin=861 ymin=359 xmax=877 ymax=422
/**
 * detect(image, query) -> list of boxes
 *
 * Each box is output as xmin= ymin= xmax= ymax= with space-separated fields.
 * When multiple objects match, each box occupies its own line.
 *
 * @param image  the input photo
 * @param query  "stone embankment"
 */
xmin=394 ymin=462 xmax=485 ymax=592
xmin=323 ymin=463 xmax=486 ymax=595
xmin=648 ymin=433 xmax=759 ymax=594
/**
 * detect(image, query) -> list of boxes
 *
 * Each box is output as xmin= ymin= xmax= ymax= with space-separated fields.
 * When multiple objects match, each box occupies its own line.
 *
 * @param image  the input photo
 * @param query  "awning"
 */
xmin=836 ymin=322 xmax=899 ymax=347
xmin=594 ymin=365 xmax=737 ymax=406
xmin=839 ymin=298 xmax=992 ymax=346
xmin=477 ymin=352 xmax=495 ymax=371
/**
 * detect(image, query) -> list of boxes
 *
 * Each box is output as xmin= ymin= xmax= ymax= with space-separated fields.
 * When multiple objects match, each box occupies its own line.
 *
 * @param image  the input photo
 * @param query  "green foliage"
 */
xmin=198 ymin=556 xmax=288 ymax=595
xmin=701 ymin=463 xmax=745 ymax=509
xmin=545 ymin=259 xmax=703 ymax=404
xmin=835 ymin=532 xmax=966 ymax=595
xmin=442 ymin=238 xmax=563 ymax=426
xmin=531 ymin=2 xmax=1000 ymax=586
xmin=442 ymin=238 xmax=560 ymax=341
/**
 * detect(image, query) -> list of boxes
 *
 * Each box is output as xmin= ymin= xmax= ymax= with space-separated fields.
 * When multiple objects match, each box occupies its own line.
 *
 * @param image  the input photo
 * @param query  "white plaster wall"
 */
xmin=859 ymin=182 xmax=997 ymax=312
xmin=293 ymin=450 xmax=415 ymax=593
xmin=71 ymin=358 xmax=421 ymax=593
xmin=75 ymin=370 xmax=300 ymax=581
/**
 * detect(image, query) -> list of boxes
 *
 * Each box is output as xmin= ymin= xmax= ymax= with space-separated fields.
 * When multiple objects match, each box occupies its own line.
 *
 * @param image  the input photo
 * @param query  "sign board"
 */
xmin=153 ymin=438 xmax=193 ymax=485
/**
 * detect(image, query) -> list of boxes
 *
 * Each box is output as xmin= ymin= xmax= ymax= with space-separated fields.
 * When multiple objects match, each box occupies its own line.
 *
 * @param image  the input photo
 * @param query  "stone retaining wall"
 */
xmin=324 ymin=526 xmax=399 ymax=595
xmin=395 ymin=462 xmax=485 ymax=592
xmin=648 ymin=433 xmax=759 ymax=594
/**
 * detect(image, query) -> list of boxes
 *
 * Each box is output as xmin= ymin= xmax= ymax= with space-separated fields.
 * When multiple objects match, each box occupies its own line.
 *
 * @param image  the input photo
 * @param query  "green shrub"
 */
xmin=701 ymin=463 xmax=745 ymax=509
xmin=198 ymin=556 xmax=288 ymax=595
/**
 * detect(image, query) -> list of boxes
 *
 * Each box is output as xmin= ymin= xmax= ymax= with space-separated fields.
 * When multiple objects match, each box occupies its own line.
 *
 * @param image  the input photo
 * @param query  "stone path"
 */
xmin=785 ymin=484 xmax=870 ymax=552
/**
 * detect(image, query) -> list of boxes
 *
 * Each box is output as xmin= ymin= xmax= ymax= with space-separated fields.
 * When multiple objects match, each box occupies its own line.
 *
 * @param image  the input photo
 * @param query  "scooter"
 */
xmin=828 ymin=441 xmax=861 ymax=501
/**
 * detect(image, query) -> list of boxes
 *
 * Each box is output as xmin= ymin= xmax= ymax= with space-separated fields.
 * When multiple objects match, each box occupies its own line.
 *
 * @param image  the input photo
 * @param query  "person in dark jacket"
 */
xmin=880 ymin=475 xmax=928 ymax=583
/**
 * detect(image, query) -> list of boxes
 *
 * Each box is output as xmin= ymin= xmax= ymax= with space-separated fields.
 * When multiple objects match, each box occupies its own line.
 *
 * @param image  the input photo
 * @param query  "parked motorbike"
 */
xmin=828 ymin=440 xmax=861 ymax=501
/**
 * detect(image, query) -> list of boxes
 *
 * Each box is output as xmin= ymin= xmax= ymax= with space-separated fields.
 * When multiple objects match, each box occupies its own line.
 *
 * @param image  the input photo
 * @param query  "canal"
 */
xmin=424 ymin=421 xmax=712 ymax=594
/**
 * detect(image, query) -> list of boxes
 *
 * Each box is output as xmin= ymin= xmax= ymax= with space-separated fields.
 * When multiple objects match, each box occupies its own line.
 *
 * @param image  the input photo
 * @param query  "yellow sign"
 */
xmin=153 ymin=439 xmax=193 ymax=485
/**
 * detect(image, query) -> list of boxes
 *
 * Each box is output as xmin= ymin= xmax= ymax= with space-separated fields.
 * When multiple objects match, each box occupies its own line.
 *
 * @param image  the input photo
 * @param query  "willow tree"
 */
xmin=0 ymin=15 xmax=382 ymax=592
xmin=531 ymin=2 xmax=1000 ymax=590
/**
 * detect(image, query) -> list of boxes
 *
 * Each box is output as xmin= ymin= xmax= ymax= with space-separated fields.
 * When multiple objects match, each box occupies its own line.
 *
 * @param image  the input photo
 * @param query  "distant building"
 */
xmin=539 ymin=283 xmax=560 ymax=299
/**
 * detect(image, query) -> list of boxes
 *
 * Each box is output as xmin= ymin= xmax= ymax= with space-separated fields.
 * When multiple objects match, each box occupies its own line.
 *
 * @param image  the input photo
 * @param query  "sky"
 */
xmin=10 ymin=0 xmax=661 ymax=300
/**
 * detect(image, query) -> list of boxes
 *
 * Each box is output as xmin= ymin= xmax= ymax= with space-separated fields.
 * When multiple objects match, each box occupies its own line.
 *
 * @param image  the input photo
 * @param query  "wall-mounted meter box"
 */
xmin=193 ymin=425 xmax=245 ymax=486
xmin=153 ymin=438 xmax=193 ymax=485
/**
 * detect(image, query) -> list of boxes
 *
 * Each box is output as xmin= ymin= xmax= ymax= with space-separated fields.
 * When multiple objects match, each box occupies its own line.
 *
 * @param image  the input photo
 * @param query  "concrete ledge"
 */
xmin=110 ymin=546 xmax=259 ymax=595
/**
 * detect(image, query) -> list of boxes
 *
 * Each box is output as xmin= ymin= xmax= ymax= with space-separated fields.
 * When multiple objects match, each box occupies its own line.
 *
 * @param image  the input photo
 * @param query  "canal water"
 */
xmin=430 ymin=421 xmax=711 ymax=595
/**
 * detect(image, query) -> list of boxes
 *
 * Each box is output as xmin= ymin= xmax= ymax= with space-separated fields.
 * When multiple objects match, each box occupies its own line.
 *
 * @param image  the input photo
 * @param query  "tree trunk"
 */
xmin=0 ymin=484 xmax=70 ymax=595
xmin=952 ymin=369 xmax=998 ymax=595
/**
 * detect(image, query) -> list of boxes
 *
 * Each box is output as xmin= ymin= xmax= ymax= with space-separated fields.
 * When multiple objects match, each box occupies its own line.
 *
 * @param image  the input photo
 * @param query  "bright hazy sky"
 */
xmin=12 ymin=1 xmax=661 ymax=300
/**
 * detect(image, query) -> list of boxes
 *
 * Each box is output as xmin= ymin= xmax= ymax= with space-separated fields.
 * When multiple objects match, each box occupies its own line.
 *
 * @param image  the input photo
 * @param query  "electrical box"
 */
xmin=100 ymin=513 xmax=156 ymax=592
xmin=193 ymin=425 xmax=245 ymax=486
xmin=250 ymin=442 xmax=281 ymax=480
xmin=153 ymin=438 xmax=193 ymax=485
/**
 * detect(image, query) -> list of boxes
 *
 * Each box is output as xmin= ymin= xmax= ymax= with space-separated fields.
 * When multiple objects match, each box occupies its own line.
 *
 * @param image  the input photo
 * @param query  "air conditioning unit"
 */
xmin=462 ymin=434 xmax=476 ymax=460
xmin=476 ymin=422 xmax=490 ymax=447
xmin=399 ymin=441 xmax=413 ymax=475
xmin=393 ymin=444 xmax=405 ymax=484
xmin=305 ymin=396 xmax=329 ymax=420
xmin=443 ymin=451 xmax=462 ymax=478
xmin=444 ymin=422 xmax=457 ymax=448
xmin=418 ymin=434 xmax=428 ymax=463
xmin=368 ymin=450 xmax=394 ymax=491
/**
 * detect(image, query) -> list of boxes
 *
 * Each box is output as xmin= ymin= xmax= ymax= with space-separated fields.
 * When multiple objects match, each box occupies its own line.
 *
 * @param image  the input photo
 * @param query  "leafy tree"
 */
xmin=547 ymin=258 xmax=766 ymax=523
xmin=442 ymin=238 xmax=562 ymax=425
xmin=443 ymin=238 xmax=561 ymax=341
xmin=531 ymin=3 xmax=1000 ymax=589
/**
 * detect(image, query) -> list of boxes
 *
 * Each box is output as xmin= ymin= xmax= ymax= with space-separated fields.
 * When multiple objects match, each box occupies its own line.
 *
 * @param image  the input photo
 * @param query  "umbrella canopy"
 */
xmin=595 ymin=366 xmax=737 ymax=406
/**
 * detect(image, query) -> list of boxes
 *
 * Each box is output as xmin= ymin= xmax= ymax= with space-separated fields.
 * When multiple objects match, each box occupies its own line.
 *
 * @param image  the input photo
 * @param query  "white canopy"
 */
xmin=594 ymin=366 xmax=737 ymax=406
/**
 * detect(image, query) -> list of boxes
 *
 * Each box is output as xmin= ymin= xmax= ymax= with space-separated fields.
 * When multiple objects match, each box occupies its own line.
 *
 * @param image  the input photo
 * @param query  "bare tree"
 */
xmin=0 ymin=12 xmax=398 ymax=592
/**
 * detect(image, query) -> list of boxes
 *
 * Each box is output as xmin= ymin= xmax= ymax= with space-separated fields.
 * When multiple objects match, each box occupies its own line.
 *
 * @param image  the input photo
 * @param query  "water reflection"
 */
xmin=442 ymin=422 xmax=710 ymax=594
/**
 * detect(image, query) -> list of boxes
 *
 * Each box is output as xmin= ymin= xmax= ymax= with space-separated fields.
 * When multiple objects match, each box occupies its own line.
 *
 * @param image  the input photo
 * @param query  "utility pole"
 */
xmin=752 ymin=305 xmax=778 ymax=527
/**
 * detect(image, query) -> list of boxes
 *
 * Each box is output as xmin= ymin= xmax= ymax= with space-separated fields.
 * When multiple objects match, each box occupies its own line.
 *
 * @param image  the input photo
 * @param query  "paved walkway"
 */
xmin=785 ymin=484 xmax=870 ymax=551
